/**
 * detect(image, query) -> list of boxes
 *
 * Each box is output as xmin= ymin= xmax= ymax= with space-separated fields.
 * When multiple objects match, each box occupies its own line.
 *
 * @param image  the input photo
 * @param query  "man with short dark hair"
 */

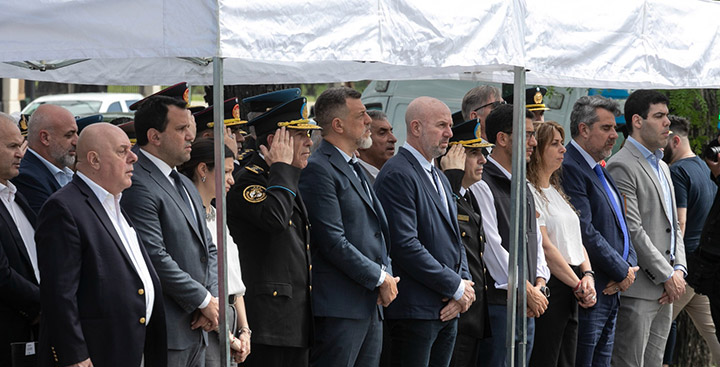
xmin=561 ymin=95 xmax=638 ymax=367
xmin=461 ymin=86 xmax=503 ymax=140
xmin=0 ymin=113 xmax=41 ymax=367
xmin=607 ymin=90 xmax=686 ymax=367
xmin=36 ymin=123 xmax=166 ymax=367
xmin=375 ymin=96 xmax=474 ymax=367
xmin=300 ymin=86 xmax=397 ymax=367
xmin=470 ymin=104 xmax=550 ymax=367
xmin=357 ymin=110 xmax=397 ymax=183
xmin=661 ymin=115 xmax=720 ymax=363
xmin=121 ymin=94 xmax=219 ymax=367
xmin=13 ymin=104 xmax=77 ymax=213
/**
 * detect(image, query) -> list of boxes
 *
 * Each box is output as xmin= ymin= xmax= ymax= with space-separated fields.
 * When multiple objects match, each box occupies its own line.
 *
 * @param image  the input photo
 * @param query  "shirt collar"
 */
xmin=0 ymin=180 xmax=17 ymax=202
xmin=76 ymin=171 xmax=121 ymax=204
xmin=402 ymin=142 xmax=435 ymax=172
xmin=333 ymin=145 xmax=357 ymax=164
xmin=139 ymin=148 xmax=174 ymax=177
xmin=570 ymin=139 xmax=601 ymax=169
xmin=487 ymin=155 xmax=512 ymax=179
xmin=28 ymin=148 xmax=74 ymax=179
xmin=358 ymin=159 xmax=380 ymax=178
xmin=626 ymin=136 xmax=664 ymax=162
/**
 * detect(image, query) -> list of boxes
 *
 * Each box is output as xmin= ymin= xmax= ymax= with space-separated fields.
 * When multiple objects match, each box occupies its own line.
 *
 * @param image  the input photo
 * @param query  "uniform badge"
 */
xmin=533 ymin=91 xmax=543 ymax=104
xmin=243 ymin=185 xmax=267 ymax=203
xmin=457 ymin=214 xmax=470 ymax=222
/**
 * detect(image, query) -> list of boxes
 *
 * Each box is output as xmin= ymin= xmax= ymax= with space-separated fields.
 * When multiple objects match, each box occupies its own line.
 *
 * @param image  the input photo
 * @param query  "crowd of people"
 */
xmin=2 ymin=82 xmax=720 ymax=367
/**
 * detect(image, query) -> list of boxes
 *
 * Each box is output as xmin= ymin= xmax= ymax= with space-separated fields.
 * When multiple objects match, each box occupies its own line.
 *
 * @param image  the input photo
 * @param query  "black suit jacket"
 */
xmin=0 ymin=190 xmax=40 ymax=366
xmin=12 ymin=150 xmax=62 ymax=214
xmin=36 ymin=175 xmax=167 ymax=367
xmin=227 ymin=154 xmax=313 ymax=347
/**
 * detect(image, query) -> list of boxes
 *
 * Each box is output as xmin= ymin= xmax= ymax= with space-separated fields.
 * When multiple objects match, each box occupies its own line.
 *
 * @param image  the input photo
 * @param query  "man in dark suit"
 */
xmin=227 ymin=95 xmax=321 ymax=366
xmin=0 ymin=113 xmax=41 ymax=366
xmin=121 ymin=95 xmax=219 ymax=367
xmin=13 ymin=104 xmax=78 ymax=213
xmin=36 ymin=123 xmax=166 ymax=367
xmin=561 ymin=95 xmax=639 ymax=367
xmin=375 ymin=96 xmax=474 ymax=367
xmin=440 ymin=120 xmax=494 ymax=366
xmin=357 ymin=110 xmax=397 ymax=184
xmin=299 ymin=86 xmax=398 ymax=367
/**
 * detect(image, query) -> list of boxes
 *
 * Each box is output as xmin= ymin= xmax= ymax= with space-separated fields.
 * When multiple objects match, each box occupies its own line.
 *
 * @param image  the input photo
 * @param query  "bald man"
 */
xmin=13 ymin=104 xmax=78 ymax=213
xmin=36 ymin=123 xmax=166 ymax=367
xmin=375 ymin=97 xmax=474 ymax=367
xmin=0 ymin=113 xmax=41 ymax=366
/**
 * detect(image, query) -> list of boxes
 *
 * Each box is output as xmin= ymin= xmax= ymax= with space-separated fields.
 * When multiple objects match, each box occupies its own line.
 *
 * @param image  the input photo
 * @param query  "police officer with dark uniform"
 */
xmin=440 ymin=119 xmax=493 ymax=367
xmin=193 ymin=97 xmax=248 ymax=140
xmin=226 ymin=94 xmax=321 ymax=367
xmin=506 ymin=86 xmax=551 ymax=122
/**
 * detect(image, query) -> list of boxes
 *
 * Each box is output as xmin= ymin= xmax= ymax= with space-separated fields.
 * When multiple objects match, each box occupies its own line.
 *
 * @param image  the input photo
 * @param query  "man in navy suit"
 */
xmin=375 ymin=96 xmax=475 ymax=367
xmin=0 ymin=113 xmax=41 ymax=366
xmin=36 ymin=123 xmax=166 ymax=367
xmin=561 ymin=95 xmax=638 ymax=367
xmin=13 ymin=104 xmax=78 ymax=214
xmin=299 ymin=87 xmax=398 ymax=367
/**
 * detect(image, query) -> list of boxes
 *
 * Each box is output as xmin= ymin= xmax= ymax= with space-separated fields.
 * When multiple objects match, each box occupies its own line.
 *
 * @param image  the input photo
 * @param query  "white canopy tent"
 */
xmin=3 ymin=0 xmax=720 ymax=365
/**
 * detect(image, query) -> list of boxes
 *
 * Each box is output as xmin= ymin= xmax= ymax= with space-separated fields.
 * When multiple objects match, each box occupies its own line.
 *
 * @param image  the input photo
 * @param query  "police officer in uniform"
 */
xmin=506 ymin=87 xmax=551 ymax=122
xmin=226 ymin=95 xmax=321 ymax=367
xmin=440 ymin=119 xmax=494 ymax=367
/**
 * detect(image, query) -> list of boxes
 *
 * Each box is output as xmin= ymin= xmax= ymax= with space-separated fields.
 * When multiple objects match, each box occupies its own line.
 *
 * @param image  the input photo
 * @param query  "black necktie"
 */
xmin=350 ymin=160 xmax=372 ymax=198
xmin=169 ymin=170 xmax=193 ymax=215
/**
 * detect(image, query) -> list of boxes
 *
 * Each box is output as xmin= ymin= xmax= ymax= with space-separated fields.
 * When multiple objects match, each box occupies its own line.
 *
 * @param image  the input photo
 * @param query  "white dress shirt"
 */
xmin=27 ymin=148 xmax=74 ymax=187
xmin=77 ymin=172 xmax=155 ymax=323
xmin=0 ymin=181 xmax=40 ymax=282
xmin=206 ymin=211 xmax=246 ymax=297
xmin=468 ymin=157 xmax=550 ymax=290
xmin=357 ymin=158 xmax=380 ymax=179
xmin=138 ymin=148 xmax=211 ymax=309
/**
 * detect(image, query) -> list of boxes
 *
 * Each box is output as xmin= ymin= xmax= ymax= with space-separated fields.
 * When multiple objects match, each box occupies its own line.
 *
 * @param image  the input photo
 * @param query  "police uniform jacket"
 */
xmin=226 ymin=153 xmax=312 ymax=348
xmin=444 ymin=169 xmax=491 ymax=339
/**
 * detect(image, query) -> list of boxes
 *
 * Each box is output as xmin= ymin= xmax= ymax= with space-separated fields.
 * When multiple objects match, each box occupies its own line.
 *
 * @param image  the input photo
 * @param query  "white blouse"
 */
xmin=530 ymin=184 xmax=585 ymax=266
xmin=206 ymin=209 xmax=246 ymax=296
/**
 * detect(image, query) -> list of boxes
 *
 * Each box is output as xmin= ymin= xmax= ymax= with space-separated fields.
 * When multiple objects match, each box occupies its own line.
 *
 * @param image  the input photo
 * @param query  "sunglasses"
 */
xmin=473 ymin=100 xmax=507 ymax=113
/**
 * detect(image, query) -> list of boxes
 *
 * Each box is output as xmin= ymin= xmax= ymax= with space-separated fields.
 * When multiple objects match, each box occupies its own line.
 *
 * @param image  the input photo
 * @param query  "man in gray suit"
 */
xmin=607 ymin=90 xmax=686 ymax=367
xmin=121 ymin=95 xmax=219 ymax=367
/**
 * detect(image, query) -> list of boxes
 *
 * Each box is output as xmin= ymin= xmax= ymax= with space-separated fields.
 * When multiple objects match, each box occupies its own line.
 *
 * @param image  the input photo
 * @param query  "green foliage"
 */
xmin=666 ymin=89 xmax=717 ymax=153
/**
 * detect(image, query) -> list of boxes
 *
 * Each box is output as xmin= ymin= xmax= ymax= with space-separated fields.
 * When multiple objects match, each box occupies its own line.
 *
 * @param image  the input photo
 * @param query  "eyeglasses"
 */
xmin=473 ymin=100 xmax=507 ymax=113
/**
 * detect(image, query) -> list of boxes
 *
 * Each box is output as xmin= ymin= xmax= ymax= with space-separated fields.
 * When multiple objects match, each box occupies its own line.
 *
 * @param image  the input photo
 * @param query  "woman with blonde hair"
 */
xmin=527 ymin=121 xmax=596 ymax=367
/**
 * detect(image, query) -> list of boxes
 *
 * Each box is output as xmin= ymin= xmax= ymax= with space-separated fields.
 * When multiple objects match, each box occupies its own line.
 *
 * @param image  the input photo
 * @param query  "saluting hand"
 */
xmin=440 ymin=144 xmax=466 ymax=171
xmin=260 ymin=127 xmax=294 ymax=166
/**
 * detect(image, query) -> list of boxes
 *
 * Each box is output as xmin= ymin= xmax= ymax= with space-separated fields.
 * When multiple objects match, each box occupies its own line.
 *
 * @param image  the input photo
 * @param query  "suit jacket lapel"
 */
xmin=625 ymin=143 xmax=671 ymax=223
xmin=74 ymin=177 xmax=137 ymax=271
xmin=400 ymin=148 xmax=455 ymax=230
xmin=136 ymin=149 xmax=204 ymax=242
xmin=0 ymin=202 xmax=36 ymax=278
xmin=322 ymin=141 xmax=375 ymax=211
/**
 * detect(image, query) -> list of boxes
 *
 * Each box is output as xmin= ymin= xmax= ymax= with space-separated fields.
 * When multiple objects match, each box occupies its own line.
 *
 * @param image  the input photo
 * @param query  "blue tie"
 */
xmin=593 ymin=164 xmax=630 ymax=261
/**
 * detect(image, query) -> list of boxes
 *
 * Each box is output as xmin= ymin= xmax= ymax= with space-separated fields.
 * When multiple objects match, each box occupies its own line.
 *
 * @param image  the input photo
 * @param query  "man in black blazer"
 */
xmin=121 ymin=94 xmax=219 ymax=367
xmin=36 ymin=123 xmax=166 ymax=367
xmin=227 ymin=94 xmax=321 ymax=366
xmin=561 ymin=95 xmax=638 ymax=367
xmin=0 ymin=113 xmax=41 ymax=366
xmin=13 ymin=104 xmax=78 ymax=213
xmin=375 ymin=97 xmax=474 ymax=367
xmin=440 ymin=120 xmax=494 ymax=366
xmin=299 ymin=87 xmax=398 ymax=367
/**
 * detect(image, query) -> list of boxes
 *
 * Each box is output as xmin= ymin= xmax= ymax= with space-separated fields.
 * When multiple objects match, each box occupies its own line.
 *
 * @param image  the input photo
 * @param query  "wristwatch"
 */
xmin=539 ymin=285 xmax=550 ymax=298
xmin=582 ymin=270 xmax=596 ymax=278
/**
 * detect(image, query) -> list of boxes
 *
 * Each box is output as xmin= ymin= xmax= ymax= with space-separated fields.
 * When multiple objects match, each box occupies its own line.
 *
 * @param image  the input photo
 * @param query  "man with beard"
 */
xmin=375 ymin=97 xmax=474 ymax=367
xmin=607 ymin=90 xmax=686 ymax=367
xmin=299 ymin=87 xmax=398 ymax=367
xmin=13 ymin=104 xmax=77 ymax=213
xmin=356 ymin=110 xmax=397 ymax=184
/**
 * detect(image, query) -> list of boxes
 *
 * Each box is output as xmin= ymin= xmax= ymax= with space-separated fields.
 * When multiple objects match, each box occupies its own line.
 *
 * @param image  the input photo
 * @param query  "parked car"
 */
xmin=21 ymin=93 xmax=144 ymax=116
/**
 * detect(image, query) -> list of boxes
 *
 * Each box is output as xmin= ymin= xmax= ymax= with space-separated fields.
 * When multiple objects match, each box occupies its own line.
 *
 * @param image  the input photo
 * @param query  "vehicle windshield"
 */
xmin=24 ymin=100 xmax=102 ymax=116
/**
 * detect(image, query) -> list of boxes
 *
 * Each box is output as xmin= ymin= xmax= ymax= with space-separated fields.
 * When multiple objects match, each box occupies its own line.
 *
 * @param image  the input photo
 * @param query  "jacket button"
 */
xmin=666 ymin=228 xmax=671 ymax=233
xmin=309 ymin=285 xmax=312 ymax=291
xmin=200 ymin=256 xmax=207 ymax=263
xmin=139 ymin=317 xmax=146 ymax=324
xmin=289 ymin=220 xmax=293 ymax=226
xmin=138 ymin=288 xmax=144 ymax=295
xmin=665 ymin=250 xmax=670 ymax=255
xmin=306 ymin=244 xmax=310 ymax=251
xmin=309 ymin=265 xmax=313 ymax=271
xmin=461 ymin=231 xmax=466 ymax=237
xmin=375 ymin=232 xmax=381 ymax=238
xmin=272 ymin=291 xmax=278 ymax=296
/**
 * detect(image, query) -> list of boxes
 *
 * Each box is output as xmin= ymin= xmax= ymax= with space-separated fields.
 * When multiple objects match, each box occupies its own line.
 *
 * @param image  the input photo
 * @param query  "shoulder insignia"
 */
xmin=243 ymin=185 xmax=267 ymax=203
xmin=245 ymin=164 xmax=265 ymax=175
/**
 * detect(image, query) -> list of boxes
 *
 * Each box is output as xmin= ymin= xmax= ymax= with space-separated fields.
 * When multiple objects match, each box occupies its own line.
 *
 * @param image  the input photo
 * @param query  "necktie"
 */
xmin=169 ymin=170 xmax=194 ymax=216
xmin=350 ymin=160 xmax=372 ymax=199
xmin=430 ymin=166 xmax=449 ymax=215
xmin=593 ymin=164 xmax=630 ymax=260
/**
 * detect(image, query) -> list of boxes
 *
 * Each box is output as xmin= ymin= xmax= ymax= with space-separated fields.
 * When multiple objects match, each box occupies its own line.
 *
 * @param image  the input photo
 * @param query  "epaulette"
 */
xmin=238 ymin=149 xmax=253 ymax=161
xmin=245 ymin=164 xmax=265 ymax=175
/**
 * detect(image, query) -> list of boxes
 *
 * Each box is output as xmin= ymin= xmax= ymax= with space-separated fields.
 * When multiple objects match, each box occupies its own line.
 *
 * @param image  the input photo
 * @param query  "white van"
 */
xmin=361 ymin=80 xmax=587 ymax=144
xmin=21 ymin=93 xmax=144 ymax=116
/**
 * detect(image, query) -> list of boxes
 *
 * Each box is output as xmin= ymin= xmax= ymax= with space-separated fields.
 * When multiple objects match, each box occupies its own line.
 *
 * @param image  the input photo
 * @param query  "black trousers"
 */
xmin=529 ymin=275 xmax=578 ymax=367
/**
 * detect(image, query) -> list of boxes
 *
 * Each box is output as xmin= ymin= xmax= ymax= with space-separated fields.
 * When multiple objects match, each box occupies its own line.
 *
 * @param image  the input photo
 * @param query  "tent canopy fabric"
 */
xmin=1 ymin=0 xmax=719 ymax=88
